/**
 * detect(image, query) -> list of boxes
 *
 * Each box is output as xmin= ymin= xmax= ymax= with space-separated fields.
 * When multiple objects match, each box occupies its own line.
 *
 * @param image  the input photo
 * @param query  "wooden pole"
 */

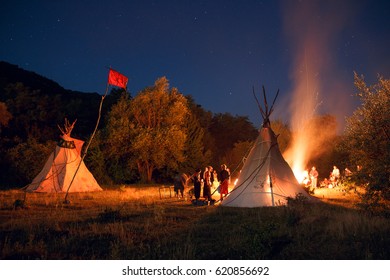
xmin=270 ymin=175 xmax=275 ymax=207
xmin=64 ymin=83 xmax=110 ymax=203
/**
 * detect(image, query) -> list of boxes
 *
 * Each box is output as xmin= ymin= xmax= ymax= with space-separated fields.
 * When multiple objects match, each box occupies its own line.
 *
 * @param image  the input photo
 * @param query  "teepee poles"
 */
xmin=253 ymin=85 xmax=279 ymax=127
xmin=253 ymin=86 xmax=266 ymax=120
xmin=262 ymin=86 xmax=269 ymax=116
xmin=268 ymin=89 xmax=279 ymax=116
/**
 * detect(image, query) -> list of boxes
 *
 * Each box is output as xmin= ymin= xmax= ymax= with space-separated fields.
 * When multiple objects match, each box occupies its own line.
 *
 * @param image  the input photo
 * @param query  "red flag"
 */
xmin=108 ymin=68 xmax=128 ymax=89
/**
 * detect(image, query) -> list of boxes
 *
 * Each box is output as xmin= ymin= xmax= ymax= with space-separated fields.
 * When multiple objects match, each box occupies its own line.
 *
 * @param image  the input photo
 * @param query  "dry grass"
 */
xmin=1 ymin=185 xmax=389 ymax=260
xmin=312 ymin=187 xmax=362 ymax=208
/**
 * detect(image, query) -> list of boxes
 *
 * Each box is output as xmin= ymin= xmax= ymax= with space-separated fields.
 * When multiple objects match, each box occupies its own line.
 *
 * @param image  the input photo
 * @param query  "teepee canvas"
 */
xmin=221 ymin=87 xmax=312 ymax=207
xmin=26 ymin=119 xmax=102 ymax=193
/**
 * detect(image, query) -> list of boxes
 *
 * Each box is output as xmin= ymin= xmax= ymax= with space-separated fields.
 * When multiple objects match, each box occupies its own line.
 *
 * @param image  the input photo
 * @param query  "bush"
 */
xmin=6 ymin=138 xmax=55 ymax=186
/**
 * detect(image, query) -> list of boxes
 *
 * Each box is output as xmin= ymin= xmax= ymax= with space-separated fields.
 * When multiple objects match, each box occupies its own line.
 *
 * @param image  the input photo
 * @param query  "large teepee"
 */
xmin=26 ymin=119 xmax=102 ymax=193
xmin=221 ymin=87 xmax=312 ymax=207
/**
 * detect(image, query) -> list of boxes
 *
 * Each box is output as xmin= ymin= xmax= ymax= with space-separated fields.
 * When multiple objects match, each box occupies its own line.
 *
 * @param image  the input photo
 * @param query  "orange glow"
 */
xmin=292 ymin=168 xmax=310 ymax=185
xmin=293 ymin=168 xmax=304 ymax=184
xmin=284 ymin=130 xmax=311 ymax=184
xmin=281 ymin=1 xmax=354 ymax=181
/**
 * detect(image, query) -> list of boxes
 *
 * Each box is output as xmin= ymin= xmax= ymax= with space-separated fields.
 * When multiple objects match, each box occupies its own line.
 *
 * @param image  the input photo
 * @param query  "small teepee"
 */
xmin=26 ymin=119 xmax=102 ymax=193
xmin=221 ymin=87 xmax=312 ymax=207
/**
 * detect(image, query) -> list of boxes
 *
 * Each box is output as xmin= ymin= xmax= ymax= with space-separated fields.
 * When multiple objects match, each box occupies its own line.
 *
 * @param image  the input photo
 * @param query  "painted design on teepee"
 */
xmin=26 ymin=119 xmax=102 ymax=193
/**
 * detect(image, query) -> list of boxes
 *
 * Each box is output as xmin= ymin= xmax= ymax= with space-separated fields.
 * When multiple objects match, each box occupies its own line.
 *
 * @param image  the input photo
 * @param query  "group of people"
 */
xmin=320 ymin=165 xmax=341 ymax=188
xmin=302 ymin=165 xmax=343 ymax=189
xmin=173 ymin=164 xmax=231 ymax=203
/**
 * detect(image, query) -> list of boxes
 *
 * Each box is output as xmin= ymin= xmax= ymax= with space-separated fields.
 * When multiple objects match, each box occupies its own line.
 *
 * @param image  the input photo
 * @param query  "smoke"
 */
xmin=280 ymin=0 xmax=359 ymax=176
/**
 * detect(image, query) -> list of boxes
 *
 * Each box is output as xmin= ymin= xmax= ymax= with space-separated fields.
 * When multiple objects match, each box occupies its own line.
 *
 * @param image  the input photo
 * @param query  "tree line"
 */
xmin=0 ymin=62 xmax=258 ymax=187
xmin=0 ymin=62 xmax=388 ymax=207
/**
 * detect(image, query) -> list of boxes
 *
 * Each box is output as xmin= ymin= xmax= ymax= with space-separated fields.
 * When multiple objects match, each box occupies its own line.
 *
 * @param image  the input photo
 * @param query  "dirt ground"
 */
xmin=312 ymin=187 xmax=361 ymax=208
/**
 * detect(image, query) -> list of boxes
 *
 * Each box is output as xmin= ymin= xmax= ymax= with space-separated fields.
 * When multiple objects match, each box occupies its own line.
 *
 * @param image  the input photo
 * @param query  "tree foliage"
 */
xmin=0 ymin=102 xmax=12 ymax=130
xmin=221 ymin=140 xmax=253 ymax=178
xmin=180 ymin=109 xmax=210 ymax=173
xmin=209 ymin=113 xmax=258 ymax=167
xmin=104 ymin=93 xmax=137 ymax=183
xmin=182 ymin=96 xmax=213 ymax=173
xmin=4 ymin=83 xmax=64 ymax=141
xmin=83 ymin=131 xmax=113 ymax=185
xmin=0 ymin=62 xmax=262 ymax=188
xmin=342 ymin=73 xmax=390 ymax=202
xmin=271 ymin=119 xmax=291 ymax=153
xmin=131 ymin=77 xmax=189 ymax=182
xmin=106 ymin=77 xmax=189 ymax=183
xmin=6 ymin=138 xmax=55 ymax=186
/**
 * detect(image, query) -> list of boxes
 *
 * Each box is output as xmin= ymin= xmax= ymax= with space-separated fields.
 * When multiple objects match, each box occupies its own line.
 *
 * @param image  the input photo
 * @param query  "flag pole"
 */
xmin=64 ymin=81 xmax=110 ymax=203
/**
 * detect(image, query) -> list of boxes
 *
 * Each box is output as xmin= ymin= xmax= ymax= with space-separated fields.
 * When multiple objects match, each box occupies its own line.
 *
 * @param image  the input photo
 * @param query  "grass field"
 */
xmin=1 ymin=185 xmax=389 ymax=260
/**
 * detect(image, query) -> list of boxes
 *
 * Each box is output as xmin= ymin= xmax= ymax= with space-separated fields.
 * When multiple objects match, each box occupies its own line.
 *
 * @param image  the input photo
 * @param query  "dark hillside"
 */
xmin=0 ymin=61 xmax=105 ymax=139
xmin=0 ymin=61 xmax=119 ymax=188
xmin=0 ymin=61 xmax=67 ymax=96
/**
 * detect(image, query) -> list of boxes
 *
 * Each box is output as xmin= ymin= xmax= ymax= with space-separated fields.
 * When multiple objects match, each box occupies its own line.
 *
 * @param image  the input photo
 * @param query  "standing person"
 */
xmin=208 ymin=166 xmax=216 ymax=195
xmin=173 ymin=173 xmax=188 ymax=198
xmin=219 ymin=164 xmax=230 ymax=201
xmin=192 ymin=168 xmax=202 ymax=201
xmin=203 ymin=166 xmax=212 ymax=201
xmin=212 ymin=168 xmax=219 ymax=192
xmin=309 ymin=166 xmax=319 ymax=190
xmin=332 ymin=165 xmax=340 ymax=186
xmin=209 ymin=166 xmax=215 ymax=186
xmin=226 ymin=166 xmax=231 ymax=184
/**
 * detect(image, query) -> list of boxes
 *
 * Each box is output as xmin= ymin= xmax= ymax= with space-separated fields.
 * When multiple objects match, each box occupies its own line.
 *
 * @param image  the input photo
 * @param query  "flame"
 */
xmin=281 ymin=1 xmax=355 ymax=181
xmin=293 ymin=168 xmax=305 ymax=184
xmin=284 ymin=129 xmax=311 ymax=184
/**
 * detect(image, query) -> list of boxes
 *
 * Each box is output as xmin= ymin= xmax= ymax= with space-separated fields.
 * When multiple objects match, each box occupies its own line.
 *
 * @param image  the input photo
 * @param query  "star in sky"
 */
xmin=0 ymin=0 xmax=388 ymax=129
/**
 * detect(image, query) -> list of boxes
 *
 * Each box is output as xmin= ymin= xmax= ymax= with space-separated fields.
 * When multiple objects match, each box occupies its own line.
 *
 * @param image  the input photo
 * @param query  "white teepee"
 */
xmin=221 ymin=87 xmax=312 ymax=207
xmin=26 ymin=119 xmax=102 ymax=193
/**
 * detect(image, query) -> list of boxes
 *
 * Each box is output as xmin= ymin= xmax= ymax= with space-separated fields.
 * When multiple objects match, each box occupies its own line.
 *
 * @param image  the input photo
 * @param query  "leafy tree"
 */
xmin=106 ymin=77 xmax=189 ymax=183
xmin=130 ymin=77 xmax=189 ymax=182
xmin=209 ymin=113 xmax=257 ymax=166
xmin=0 ymin=102 xmax=13 ymax=187
xmin=271 ymin=119 xmax=291 ymax=153
xmin=221 ymin=140 xmax=253 ymax=178
xmin=181 ymin=96 xmax=213 ymax=173
xmin=0 ymin=102 xmax=12 ymax=131
xmin=4 ymin=83 xmax=63 ymax=142
xmin=6 ymin=138 xmax=55 ymax=186
xmin=105 ymin=93 xmax=135 ymax=183
xmin=342 ymin=73 xmax=390 ymax=203
xmin=180 ymin=111 xmax=210 ymax=173
xmin=83 ymin=131 xmax=113 ymax=185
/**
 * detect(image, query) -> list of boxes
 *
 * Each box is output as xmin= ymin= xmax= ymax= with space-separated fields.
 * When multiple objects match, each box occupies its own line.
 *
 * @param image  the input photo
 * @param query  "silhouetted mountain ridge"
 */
xmin=0 ymin=61 xmax=100 ymax=97
xmin=0 ymin=61 xmax=108 ymax=140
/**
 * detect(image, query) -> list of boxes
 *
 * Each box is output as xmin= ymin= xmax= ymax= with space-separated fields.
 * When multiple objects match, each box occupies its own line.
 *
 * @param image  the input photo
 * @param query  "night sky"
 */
xmin=1 ymin=0 xmax=389 ymax=128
